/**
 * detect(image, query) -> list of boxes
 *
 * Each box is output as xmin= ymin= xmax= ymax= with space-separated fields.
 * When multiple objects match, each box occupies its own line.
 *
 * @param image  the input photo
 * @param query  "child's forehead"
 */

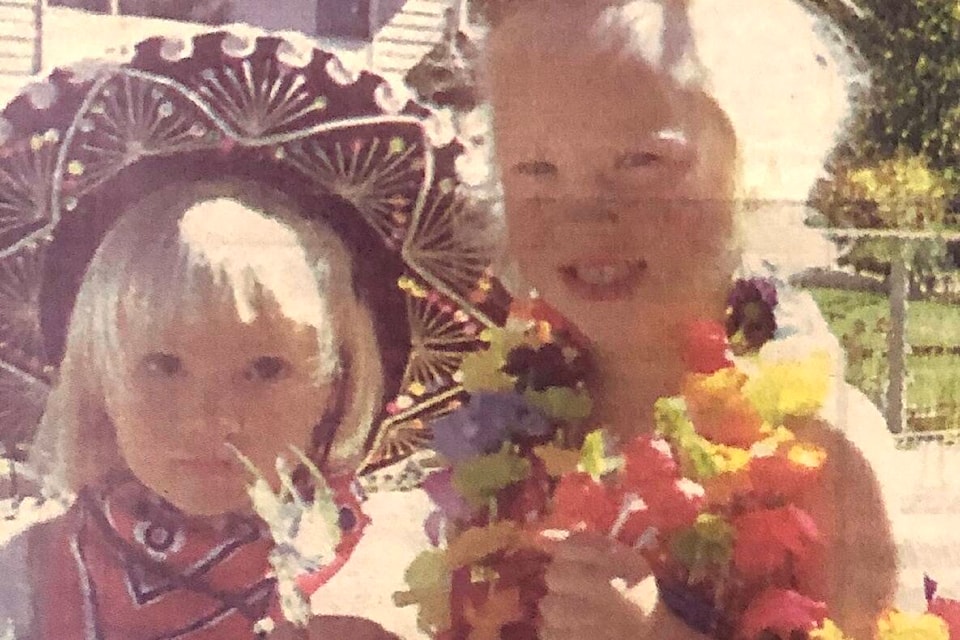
xmin=493 ymin=62 xmax=683 ymax=144
xmin=120 ymin=293 xmax=321 ymax=347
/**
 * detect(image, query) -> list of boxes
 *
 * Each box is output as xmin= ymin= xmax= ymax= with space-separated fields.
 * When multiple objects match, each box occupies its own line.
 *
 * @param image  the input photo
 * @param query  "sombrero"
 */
xmin=0 ymin=28 xmax=509 ymax=479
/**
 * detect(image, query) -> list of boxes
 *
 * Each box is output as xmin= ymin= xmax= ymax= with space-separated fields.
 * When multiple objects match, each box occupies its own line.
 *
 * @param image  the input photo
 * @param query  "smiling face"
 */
xmin=105 ymin=298 xmax=334 ymax=517
xmin=487 ymin=7 xmax=739 ymax=356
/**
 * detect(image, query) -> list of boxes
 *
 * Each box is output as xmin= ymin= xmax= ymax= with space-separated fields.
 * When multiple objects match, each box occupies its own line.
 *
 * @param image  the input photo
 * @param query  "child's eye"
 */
xmin=141 ymin=353 xmax=184 ymax=377
xmin=513 ymin=160 xmax=558 ymax=177
xmin=614 ymin=151 xmax=662 ymax=170
xmin=246 ymin=356 xmax=291 ymax=382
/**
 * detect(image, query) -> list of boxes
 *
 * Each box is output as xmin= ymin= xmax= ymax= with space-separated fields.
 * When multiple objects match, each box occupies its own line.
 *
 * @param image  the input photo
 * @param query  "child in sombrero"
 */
xmin=3 ymin=177 xmax=401 ymax=639
xmin=0 ymin=30 xmax=489 ymax=639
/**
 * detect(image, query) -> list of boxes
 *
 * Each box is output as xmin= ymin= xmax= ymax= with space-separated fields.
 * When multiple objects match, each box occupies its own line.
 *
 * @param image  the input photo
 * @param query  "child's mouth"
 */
xmin=559 ymin=259 xmax=647 ymax=301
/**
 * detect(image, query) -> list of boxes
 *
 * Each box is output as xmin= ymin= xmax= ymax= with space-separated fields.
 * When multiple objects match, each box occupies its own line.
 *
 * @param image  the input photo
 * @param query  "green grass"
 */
xmin=806 ymin=287 xmax=960 ymax=349
xmin=804 ymin=287 xmax=960 ymax=425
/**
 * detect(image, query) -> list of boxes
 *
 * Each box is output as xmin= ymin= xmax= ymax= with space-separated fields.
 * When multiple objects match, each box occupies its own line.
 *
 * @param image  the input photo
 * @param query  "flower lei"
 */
xmin=395 ymin=278 xmax=960 ymax=640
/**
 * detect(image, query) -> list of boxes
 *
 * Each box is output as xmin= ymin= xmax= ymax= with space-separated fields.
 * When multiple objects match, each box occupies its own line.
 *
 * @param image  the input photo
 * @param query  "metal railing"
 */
xmin=817 ymin=226 xmax=960 ymax=447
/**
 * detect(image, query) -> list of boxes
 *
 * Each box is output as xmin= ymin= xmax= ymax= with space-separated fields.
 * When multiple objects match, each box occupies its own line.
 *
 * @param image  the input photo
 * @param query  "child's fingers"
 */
xmin=545 ymin=557 xmax=601 ymax=595
xmin=539 ymin=591 xmax=596 ymax=625
xmin=540 ymin=592 xmax=638 ymax=640
xmin=541 ymin=532 xmax=651 ymax=583
xmin=539 ymin=593 xmax=618 ymax=640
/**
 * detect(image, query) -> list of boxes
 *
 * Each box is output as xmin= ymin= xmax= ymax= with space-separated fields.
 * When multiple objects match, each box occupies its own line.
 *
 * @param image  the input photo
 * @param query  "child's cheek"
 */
xmin=233 ymin=384 xmax=326 ymax=451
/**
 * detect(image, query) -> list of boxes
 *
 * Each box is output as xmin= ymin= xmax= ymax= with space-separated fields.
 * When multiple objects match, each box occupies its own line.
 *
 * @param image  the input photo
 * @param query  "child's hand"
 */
xmin=537 ymin=531 xmax=657 ymax=640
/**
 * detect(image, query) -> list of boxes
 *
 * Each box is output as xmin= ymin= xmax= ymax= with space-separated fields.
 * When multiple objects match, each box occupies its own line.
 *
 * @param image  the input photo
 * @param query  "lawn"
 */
xmin=804 ymin=287 xmax=960 ymax=429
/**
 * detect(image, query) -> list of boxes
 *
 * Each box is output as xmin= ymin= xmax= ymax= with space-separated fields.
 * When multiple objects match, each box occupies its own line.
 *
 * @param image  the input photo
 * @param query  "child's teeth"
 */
xmin=576 ymin=263 xmax=631 ymax=285
xmin=578 ymin=266 xmax=606 ymax=284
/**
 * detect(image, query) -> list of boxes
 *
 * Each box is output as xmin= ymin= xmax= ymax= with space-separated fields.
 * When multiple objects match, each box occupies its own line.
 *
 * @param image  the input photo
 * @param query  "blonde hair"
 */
xmin=476 ymin=0 xmax=863 ymax=277
xmin=32 ymin=179 xmax=384 ymax=492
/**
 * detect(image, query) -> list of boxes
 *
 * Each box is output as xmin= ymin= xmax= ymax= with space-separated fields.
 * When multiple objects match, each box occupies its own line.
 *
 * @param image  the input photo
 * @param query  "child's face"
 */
xmin=488 ymin=11 xmax=738 ymax=355
xmin=105 ymin=298 xmax=334 ymax=517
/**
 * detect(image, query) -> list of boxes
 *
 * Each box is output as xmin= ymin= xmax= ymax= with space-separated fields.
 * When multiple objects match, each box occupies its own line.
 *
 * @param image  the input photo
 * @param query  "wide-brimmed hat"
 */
xmin=0 ymin=29 xmax=508 ymax=476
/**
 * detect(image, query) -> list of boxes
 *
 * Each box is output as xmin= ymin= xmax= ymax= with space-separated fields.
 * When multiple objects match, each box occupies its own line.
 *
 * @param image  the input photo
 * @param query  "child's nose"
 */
xmin=183 ymin=390 xmax=242 ymax=437
xmin=552 ymin=163 xmax=624 ymax=222
xmin=556 ymin=187 xmax=622 ymax=225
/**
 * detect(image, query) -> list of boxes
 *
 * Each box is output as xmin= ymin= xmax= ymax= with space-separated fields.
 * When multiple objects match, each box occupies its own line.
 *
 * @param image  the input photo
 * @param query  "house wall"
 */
xmin=229 ymin=0 xmax=315 ymax=34
xmin=371 ymin=0 xmax=406 ymax=32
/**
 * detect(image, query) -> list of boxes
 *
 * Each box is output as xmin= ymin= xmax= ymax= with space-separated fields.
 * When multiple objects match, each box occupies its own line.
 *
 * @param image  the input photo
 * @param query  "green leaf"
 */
xmin=452 ymin=446 xmax=531 ymax=507
xmin=460 ymin=327 xmax=528 ymax=393
xmin=394 ymin=550 xmax=452 ymax=635
xmin=670 ymin=514 xmax=734 ymax=582
xmin=578 ymin=430 xmax=622 ymax=480
xmin=653 ymin=397 xmax=694 ymax=440
xmin=524 ymin=386 xmax=593 ymax=421
xmin=653 ymin=397 xmax=721 ymax=480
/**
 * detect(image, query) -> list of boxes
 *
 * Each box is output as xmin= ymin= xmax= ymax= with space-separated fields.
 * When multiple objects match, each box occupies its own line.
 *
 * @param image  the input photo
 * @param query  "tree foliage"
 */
xmin=804 ymin=0 xmax=960 ymax=279
xmin=805 ymin=0 xmax=960 ymax=177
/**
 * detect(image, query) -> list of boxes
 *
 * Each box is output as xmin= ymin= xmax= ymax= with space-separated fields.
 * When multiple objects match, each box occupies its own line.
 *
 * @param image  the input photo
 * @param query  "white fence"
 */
xmin=816 ymin=227 xmax=960 ymax=445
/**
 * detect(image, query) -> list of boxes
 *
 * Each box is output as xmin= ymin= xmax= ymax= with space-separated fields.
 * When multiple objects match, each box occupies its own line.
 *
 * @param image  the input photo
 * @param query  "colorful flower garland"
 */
xmin=395 ymin=278 xmax=960 ymax=640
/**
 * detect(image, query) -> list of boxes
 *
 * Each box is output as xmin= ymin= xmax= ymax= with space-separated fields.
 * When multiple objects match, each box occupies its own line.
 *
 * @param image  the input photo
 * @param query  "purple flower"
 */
xmin=727 ymin=277 xmax=778 ymax=310
xmin=430 ymin=392 xmax=552 ymax=462
xmin=926 ymin=574 xmax=939 ymax=602
xmin=422 ymin=468 xmax=469 ymax=516
xmin=726 ymin=278 xmax=779 ymax=352
xmin=503 ymin=343 xmax=589 ymax=392
xmin=421 ymin=469 xmax=470 ymax=545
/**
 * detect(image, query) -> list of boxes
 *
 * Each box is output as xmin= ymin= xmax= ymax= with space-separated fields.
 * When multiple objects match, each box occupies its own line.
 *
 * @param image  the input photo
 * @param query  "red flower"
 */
xmin=738 ymin=588 xmax=827 ymax=639
xmin=927 ymin=577 xmax=960 ymax=640
xmin=748 ymin=446 xmax=825 ymax=502
xmin=547 ymin=472 xmax=620 ymax=534
xmin=732 ymin=505 xmax=819 ymax=581
xmin=503 ymin=466 xmax=552 ymax=524
xmin=928 ymin=599 xmax=960 ymax=639
xmin=682 ymin=320 xmax=734 ymax=374
xmin=614 ymin=500 xmax=655 ymax=547
xmin=644 ymin=478 xmax=705 ymax=533
xmin=622 ymin=437 xmax=679 ymax=489
xmin=683 ymin=370 xmax=765 ymax=447
xmin=695 ymin=397 xmax=765 ymax=447
xmin=701 ymin=471 xmax=753 ymax=507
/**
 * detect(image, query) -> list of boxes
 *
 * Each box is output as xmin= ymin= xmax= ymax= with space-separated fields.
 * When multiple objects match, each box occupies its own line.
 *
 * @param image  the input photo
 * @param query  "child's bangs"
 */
xmin=111 ymin=198 xmax=340 ymax=376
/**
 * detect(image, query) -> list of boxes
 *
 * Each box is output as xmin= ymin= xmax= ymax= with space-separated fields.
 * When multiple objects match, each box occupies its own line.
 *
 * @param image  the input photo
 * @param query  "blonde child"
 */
xmin=0 ymin=178 xmax=404 ymax=639
xmin=480 ymin=1 xmax=897 ymax=638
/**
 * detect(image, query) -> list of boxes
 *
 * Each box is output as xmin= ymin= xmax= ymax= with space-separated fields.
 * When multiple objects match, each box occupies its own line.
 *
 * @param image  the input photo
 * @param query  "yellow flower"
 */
xmin=787 ymin=442 xmax=828 ymax=471
xmin=749 ymin=426 xmax=796 ymax=457
xmin=743 ymin=351 xmax=831 ymax=423
xmin=811 ymin=619 xmax=853 ymax=640
xmin=710 ymin=443 xmax=751 ymax=474
xmin=876 ymin=610 xmax=949 ymax=640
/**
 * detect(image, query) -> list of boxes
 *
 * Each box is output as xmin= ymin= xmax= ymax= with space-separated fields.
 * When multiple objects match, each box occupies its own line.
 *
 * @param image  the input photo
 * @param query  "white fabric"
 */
xmin=311 ymin=489 xmax=433 ymax=638
xmin=0 ymin=534 xmax=33 ymax=639
xmin=773 ymin=282 xmax=960 ymax=611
